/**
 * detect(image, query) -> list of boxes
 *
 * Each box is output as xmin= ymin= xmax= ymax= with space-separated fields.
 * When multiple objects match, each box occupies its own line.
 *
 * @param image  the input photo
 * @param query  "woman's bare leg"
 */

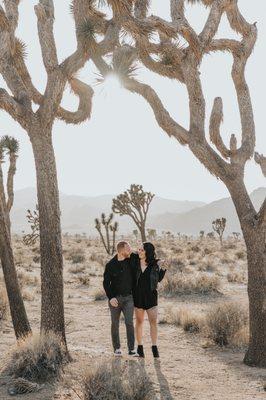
xmin=135 ymin=308 xmax=145 ymax=345
xmin=147 ymin=306 xmax=158 ymax=346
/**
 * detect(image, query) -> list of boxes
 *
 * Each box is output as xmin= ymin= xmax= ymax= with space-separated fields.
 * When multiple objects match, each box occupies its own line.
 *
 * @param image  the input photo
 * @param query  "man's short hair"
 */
xmin=117 ymin=241 xmax=129 ymax=252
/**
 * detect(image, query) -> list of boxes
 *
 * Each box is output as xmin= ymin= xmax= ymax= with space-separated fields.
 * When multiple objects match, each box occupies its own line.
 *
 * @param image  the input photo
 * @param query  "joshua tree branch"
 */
xmin=34 ymin=0 xmax=59 ymax=74
xmin=209 ymin=97 xmax=231 ymax=159
xmin=124 ymin=78 xmax=189 ymax=145
xmin=57 ymin=78 xmax=94 ymax=124
xmin=0 ymin=89 xmax=28 ymax=129
xmin=255 ymin=152 xmax=266 ymax=177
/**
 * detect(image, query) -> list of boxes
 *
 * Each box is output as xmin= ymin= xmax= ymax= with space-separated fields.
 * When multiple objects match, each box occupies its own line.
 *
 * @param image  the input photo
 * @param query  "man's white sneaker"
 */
xmin=128 ymin=350 xmax=139 ymax=357
xmin=114 ymin=349 xmax=122 ymax=357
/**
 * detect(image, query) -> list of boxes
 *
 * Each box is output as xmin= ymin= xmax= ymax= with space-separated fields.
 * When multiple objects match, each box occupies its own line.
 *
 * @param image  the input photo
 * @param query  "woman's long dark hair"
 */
xmin=143 ymin=242 xmax=159 ymax=266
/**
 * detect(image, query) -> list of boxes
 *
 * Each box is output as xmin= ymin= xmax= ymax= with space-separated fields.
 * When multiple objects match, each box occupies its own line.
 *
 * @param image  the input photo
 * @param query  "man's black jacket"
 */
xmin=103 ymin=253 xmax=139 ymax=300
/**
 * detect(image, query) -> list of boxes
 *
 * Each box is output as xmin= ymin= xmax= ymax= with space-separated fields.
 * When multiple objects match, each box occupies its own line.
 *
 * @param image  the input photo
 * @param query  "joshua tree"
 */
xmin=147 ymin=228 xmax=157 ymax=241
xmin=132 ymin=229 xmax=138 ymax=239
xmin=89 ymin=0 xmax=265 ymax=367
xmin=232 ymin=232 xmax=240 ymax=241
xmin=95 ymin=213 xmax=118 ymax=255
xmin=0 ymin=136 xmax=31 ymax=338
xmin=23 ymin=206 xmax=40 ymax=246
xmin=199 ymin=230 xmax=205 ymax=239
xmin=212 ymin=218 xmax=226 ymax=246
xmin=112 ymin=184 xmax=154 ymax=242
xmin=0 ymin=0 xmax=121 ymax=343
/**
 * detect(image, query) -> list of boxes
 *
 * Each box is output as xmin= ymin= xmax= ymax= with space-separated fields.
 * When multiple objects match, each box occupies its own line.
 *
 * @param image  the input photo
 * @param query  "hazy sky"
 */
xmin=0 ymin=0 xmax=265 ymax=202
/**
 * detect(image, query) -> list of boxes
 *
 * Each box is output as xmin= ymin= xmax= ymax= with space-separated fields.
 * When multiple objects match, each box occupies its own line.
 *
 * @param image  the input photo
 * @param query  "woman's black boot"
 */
xmin=152 ymin=345 xmax=159 ymax=358
xmin=137 ymin=345 xmax=145 ymax=358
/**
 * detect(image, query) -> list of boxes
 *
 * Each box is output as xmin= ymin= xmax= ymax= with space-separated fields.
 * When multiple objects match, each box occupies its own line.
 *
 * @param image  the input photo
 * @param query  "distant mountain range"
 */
xmin=10 ymin=187 xmax=265 ymax=236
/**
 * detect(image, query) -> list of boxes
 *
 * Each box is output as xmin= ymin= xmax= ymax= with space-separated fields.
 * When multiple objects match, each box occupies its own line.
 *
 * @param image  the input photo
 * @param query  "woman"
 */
xmin=133 ymin=242 xmax=166 ymax=358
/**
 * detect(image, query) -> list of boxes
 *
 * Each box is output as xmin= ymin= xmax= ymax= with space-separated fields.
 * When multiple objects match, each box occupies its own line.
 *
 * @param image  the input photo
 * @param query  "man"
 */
xmin=103 ymin=241 xmax=139 ymax=356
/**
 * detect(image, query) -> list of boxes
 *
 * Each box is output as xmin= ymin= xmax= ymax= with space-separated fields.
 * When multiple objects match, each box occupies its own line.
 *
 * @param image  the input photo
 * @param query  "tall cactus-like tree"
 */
xmin=89 ymin=0 xmax=265 ymax=367
xmin=0 ymin=136 xmax=31 ymax=338
xmin=95 ymin=213 xmax=118 ymax=255
xmin=212 ymin=217 xmax=226 ymax=246
xmin=112 ymin=184 xmax=154 ymax=242
xmin=0 ymin=0 xmax=120 ymax=344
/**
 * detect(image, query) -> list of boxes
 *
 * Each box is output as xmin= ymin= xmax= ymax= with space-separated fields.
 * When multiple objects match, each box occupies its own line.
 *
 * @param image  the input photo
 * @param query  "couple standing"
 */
xmin=103 ymin=241 xmax=166 ymax=358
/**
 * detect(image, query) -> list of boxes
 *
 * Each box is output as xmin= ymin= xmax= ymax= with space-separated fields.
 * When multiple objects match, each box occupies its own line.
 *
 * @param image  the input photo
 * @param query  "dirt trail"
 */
xmin=1 ymin=293 xmax=265 ymax=400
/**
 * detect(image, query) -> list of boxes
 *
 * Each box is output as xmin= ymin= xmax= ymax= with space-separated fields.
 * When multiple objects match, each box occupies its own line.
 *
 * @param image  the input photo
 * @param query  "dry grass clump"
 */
xmin=69 ymin=264 xmax=86 ymax=274
xmin=78 ymin=274 xmax=91 ymax=286
xmin=227 ymin=271 xmax=246 ymax=284
xmin=161 ymin=273 xmax=221 ymax=297
xmin=83 ymin=360 xmax=154 ymax=400
xmin=160 ymin=305 xmax=204 ymax=333
xmin=94 ymin=288 xmax=107 ymax=301
xmin=22 ymin=290 xmax=35 ymax=302
xmin=205 ymin=302 xmax=248 ymax=347
xmin=0 ymin=286 xmax=8 ymax=321
xmin=18 ymin=272 xmax=39 ymax=287
xmin=2 ymin=332 xmax=67 ymax=383
xmin=67 ymin=248 xmax=86 ymax=264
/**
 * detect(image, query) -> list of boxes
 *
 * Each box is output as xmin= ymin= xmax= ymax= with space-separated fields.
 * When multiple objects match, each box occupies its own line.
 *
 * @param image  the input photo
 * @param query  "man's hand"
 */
xmin=158 ymin=259 xmax=167 ymax=269
xmin=110 ymin=298 xmax=118 ymax=307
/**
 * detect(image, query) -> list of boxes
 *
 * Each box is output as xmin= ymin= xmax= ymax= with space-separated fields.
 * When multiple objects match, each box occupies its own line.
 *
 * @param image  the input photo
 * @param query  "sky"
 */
xmin=0 ymin=0 xmax=265 ymax=203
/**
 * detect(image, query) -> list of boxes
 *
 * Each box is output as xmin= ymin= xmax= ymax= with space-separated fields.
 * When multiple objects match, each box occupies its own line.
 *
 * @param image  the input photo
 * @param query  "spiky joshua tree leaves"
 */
xmin=88 ymin=0 xmax=265 ymax=367
xmin=212 ymin=218 xmax=226 ymax=246
xmin=0 ymin=136 xmax=31 ymax=338
xmin=95 ymin=213 xmax=118 ymax=255
xmin=112 ymin=184 xmax=154 ymax=242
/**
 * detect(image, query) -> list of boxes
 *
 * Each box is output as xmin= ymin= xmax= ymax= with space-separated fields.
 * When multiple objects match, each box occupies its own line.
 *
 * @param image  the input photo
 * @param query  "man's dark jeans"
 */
xmin=108 ymin=294 xmax=135 ymax=352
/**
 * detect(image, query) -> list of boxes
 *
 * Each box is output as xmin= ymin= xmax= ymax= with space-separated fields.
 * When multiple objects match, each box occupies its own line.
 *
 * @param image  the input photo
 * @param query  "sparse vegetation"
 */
xmin=161 ymin=273 xmax=221 ymax=297
xmin=206 ymin=302 xmax=248 ymax=347
xmin=95 ymin=213 xmax=118 ymax=255
xmin=2 ymin=332 xmax=67 ymax=383
xmin=83 ymin=360 xmax=154 ymax=400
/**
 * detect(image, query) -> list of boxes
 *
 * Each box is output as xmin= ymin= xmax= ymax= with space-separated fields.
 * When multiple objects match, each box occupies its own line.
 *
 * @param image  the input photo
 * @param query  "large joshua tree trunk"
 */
xmin=227 ymin=180 xmax=266 ymax=366
xmin=0 ymin=200 xmax=31 ymax=338
xmin=30 ymin=122 xmax=65 ymax=340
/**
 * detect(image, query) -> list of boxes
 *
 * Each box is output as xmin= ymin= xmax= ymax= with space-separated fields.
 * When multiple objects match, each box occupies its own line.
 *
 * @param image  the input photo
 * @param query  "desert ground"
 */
xmin=0 ymin=234 xmax=266 ymax=400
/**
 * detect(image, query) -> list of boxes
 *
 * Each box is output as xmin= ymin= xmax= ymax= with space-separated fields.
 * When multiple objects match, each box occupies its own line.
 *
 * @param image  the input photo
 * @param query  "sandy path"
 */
xmin=1 ymin=289 xmax=266 ymax=400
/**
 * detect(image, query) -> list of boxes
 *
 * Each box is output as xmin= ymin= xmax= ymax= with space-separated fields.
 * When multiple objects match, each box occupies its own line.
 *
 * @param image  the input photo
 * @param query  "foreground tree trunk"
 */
xmin=0 ymin=199 xmax=31 ymax=338
xmin=227 ymin=180 xmax=266 ymax=367
xmin=30 ymin=122 xmax=65 ymax=342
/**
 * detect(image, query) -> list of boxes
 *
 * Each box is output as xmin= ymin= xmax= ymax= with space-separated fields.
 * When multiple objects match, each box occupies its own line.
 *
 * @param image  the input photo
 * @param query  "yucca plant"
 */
xmin=95 ymin=212 xmax=118 ymax=255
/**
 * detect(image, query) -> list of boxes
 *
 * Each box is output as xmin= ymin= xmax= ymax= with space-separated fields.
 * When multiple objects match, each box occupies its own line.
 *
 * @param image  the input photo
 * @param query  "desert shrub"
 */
xmin=2 ymin=332 xmax=67 ymax=383
xmin=235 ymin=250 xmax=246 ymax=260
xmin=206 ymin=302 xmax=248 ymax=346
xmin=18 ymin=272 xmax=39 ymax=287
xmin=68 ymin=264 xmax=86 ymax=274
xmin=227 ymin=272 xmax=246 ymax=284
xmin=78 ymin=274 xmax=90 ymax=286
xmin=169 ymin=258 xmax=186 ymax=273
xmin=190 ymin=245 xmax=201 ymax=253
xmin=22 ymin=290 xmax=35 ymax=301
xmin=159 ymin=305 xmax=203 ymax=333
xmin=203 ymin=247 xmax=212 ymax=255
xmin=32 ymin=255 xmax=40 ymax=263
xmin=83 ymin=360 xmax=154 ymax=400
xmin=94 ymin=288 xmax=106 ymax=301
xmin=161 ymin=273 xmax=221 ymax=296
xmin=0 ymin=287 xmax=8 ymax=320
xmin=198 ymin=262 xmax=216 ymax=273
xmin=67 ymin=248 xmax=86 ymax=264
